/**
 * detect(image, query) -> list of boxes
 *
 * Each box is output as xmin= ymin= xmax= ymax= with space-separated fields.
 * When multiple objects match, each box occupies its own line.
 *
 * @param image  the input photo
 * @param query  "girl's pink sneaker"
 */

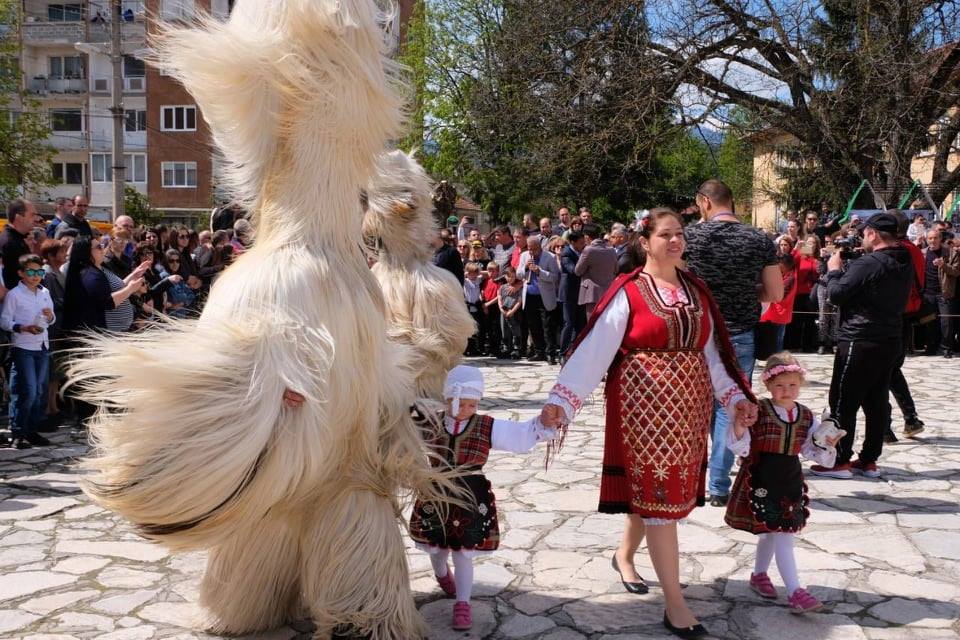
xmin=749 ymin=572 xmax=778 ymax=599
xmin=436 ymin=572 xmax=456 ymax=597
xmin=452 ymin=601 xmax=472 ymax=630
xmin=788 ymin=587 xmax=823 ymax=613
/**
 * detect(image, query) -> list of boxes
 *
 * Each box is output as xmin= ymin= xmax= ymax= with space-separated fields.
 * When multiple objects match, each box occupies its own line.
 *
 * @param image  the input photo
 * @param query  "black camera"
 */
xmin=833 ymin=236 xmax=863 ymax=260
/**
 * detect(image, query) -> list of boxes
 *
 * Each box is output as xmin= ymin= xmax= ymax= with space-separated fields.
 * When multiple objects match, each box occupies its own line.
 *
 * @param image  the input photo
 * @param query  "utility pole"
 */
xmin=109 ymin=0 xmax=125 ymax=221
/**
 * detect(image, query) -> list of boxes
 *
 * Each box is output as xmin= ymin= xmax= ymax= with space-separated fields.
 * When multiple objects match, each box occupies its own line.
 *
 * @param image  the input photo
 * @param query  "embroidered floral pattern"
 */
xmin=550 ymin=383 xmax=583 ymax=413
xmin=719 ymin=387 xmax=741 ymax=408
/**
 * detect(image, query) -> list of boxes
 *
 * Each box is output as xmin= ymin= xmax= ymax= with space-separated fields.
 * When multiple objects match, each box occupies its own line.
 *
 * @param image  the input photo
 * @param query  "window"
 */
xmin=161 ymin=106 xmax=196 ymax=132
xmin=51 ymin=162 xmax=83 ymax=185
xmin=91 ymin=153 xmax=110 ymax=182
xmin=50 ymin=109 xmax=82 ymax=132
xmin=126 ymin=154 xmax=147 ymax=183
xmin=49 ymin=56 xmax=84 ymax=79
xmin=92 ymin=153 xmax=148 ymax=183
xmin=160 ymin=0 xmax=196 ymax=20
xmin=47 ymin=4 xmax=82 ymax=21
xmin=125 ymin=109 xmax=146 ymax=132
xmin=123 ymin=55 xmax=145 ymax=78
xmin=162 ymin=161 xmax=197 ymax=188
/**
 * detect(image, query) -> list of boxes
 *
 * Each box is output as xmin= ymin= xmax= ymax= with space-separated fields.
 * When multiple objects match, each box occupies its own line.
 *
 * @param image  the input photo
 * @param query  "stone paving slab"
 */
xmin=0 ymin=352 xmax=958 ymax=639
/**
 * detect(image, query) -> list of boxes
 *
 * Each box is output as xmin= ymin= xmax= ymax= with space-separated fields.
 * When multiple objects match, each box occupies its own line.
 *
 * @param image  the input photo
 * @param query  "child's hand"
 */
xmin=539 ymin=403 xmax=564 ymax=427
xmin=41 ymin=308 xmax=54 ymax=321
xmin=733 ymin=422 xmax=748 ymax=439
xmin=733 ymin=399 xmax=758 ymax=430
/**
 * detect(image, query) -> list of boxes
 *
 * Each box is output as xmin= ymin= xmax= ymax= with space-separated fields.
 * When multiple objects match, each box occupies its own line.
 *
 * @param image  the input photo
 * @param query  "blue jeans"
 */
xmin=774 ymin=324 xmax=786 ymax=353
xmin=708 ymin=330 xmax=755 ymax=496
xmin=9 ymin=347 xmax=50 ymax=437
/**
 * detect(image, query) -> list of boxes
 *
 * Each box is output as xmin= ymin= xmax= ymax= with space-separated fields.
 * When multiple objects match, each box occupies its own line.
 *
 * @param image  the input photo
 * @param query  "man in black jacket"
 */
xmin=812 ymin=212 xmax=913 ymax=480
xmin=0 ymin=199 xmax=37 ymax=294
xmin=558 ymin=230 xmax=586 ymax=354
xmin=54 ymin=195 xmax=93 ymax=239
xmin=430 ymin=229 xmax=464 ymax=285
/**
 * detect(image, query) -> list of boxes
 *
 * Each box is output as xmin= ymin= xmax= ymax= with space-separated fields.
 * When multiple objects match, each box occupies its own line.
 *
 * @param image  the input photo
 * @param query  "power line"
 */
xmin=0 ymin=106 xmax=216 ymax=156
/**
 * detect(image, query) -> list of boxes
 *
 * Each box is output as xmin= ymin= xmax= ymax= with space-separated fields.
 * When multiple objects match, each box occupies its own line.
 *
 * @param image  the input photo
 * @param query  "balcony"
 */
xmin=28 ymin=76 xmax=87 ymax=95
xmin=89 ymin=75 xmax=146 ymax=95
xmin=47 ymin=131 xmax=88 ymax=151
xmin=86 ymin=20 xmax=145 ymax=45
xmin=21 ymin=21 xmax=84 ymax=45
xmin=21 ymin=2 xmax=147 ymax=45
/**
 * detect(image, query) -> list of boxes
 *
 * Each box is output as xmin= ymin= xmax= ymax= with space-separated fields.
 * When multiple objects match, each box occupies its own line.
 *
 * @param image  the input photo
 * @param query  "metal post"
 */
xmin=109 ymin=0 xmax=125 ymax=221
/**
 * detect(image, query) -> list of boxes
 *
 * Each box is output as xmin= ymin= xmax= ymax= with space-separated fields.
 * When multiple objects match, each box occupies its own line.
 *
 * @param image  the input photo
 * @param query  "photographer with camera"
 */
xmin=811 ymin=213 xmax=913 ymax=479
xmin=921 ymin=228 xmax=960 ymax=358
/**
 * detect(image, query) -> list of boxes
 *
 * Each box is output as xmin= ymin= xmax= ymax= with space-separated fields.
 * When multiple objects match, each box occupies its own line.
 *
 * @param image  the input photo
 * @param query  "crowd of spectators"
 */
xmin=767 ymin=205 xmax=959 ymax=359
xmin=4 ymin=187 xmax=956 ymax=449
xmin=0 ymin=195 xmax=251 ymax=448
xmin=435 ymin=195 xmax=960 ymax=371
xmin=434 ymin=208 xmax=636 ymax=365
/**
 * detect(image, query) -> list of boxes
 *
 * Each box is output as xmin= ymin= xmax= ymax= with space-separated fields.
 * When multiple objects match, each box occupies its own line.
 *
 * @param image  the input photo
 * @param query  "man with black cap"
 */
xmin=811 ymin=212 xmax=913 ymax=480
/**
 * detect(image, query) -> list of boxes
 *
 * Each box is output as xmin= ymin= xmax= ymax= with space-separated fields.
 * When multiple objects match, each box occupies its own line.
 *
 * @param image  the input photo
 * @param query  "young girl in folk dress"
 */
xmin=725 ymin=352 xmax=844 ymax=613
xmin=409 ymin=366 xmax=555 ymax=631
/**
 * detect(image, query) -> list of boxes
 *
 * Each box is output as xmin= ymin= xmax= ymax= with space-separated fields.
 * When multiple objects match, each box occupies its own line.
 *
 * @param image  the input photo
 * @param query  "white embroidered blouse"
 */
xmin=442 ymin=415 xmax=556 ymax=454
xmin=547 ymin=285 xmax=747 ymax=422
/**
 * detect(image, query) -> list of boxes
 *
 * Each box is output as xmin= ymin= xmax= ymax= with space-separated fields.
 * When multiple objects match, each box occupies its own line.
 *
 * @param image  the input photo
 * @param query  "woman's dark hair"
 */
xmin=622 ymin=208 xmax=684 ymax=271
xmin=187 ymin=229 xmax=200 ymax=253
xmin=211 ymin=230 xmax=230 ymax=247
xmin=134 ymin=241 xmax=158 ymax=264
xmin=63 ymin=236 xmax=97 ymax=314
xmin=163 ymin=248 xmax=181 ymax=274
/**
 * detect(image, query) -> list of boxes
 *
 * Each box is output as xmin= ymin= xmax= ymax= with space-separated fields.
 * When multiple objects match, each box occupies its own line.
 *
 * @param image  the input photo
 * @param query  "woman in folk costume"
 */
xmin=68 ymin=2 xmax=450 ymax=638
xmin=410 ymin=365 xmax=555 ymax=631
xmin=539 ymin=208 xmax=757 ymax=639
xmin=725 ymin=352 xmax=843 ymax=613
xmin=362 ymin=150 xmax=476 ymax=400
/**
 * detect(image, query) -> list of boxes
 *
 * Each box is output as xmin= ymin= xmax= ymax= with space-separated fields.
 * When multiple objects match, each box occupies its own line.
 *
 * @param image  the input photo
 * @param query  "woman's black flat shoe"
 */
xmin=663 ymin=612 xmax=708 ymax=638
xmin=612 ymin=554 xmax=649 ymax=594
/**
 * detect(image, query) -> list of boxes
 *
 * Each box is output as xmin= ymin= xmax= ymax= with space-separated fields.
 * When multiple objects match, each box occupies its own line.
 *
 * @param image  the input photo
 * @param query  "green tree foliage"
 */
xmin=415 ymin=0 xmax=689 ymax=224
xmin=653 ymin=0 xmax=960 ymax=207
xmin=717 ymin=131 xmax=753 ymax=205
xmin=0 ymin=0 xmax=55 ymax=202
xmin=124 ymin=186 xmax=162 ymax=228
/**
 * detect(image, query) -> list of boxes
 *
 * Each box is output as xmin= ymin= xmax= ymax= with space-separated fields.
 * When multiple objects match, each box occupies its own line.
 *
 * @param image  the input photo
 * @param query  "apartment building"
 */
xmin=13 ymin=0 xmax=417 ymax=222
xmin=15 ymin=1 xmax=146 ymax=219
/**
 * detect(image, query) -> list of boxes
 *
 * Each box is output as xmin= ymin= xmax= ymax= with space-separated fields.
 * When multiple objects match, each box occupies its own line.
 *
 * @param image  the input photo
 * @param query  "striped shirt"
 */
xmin=103 ymin=269 xmax=134 ymax=332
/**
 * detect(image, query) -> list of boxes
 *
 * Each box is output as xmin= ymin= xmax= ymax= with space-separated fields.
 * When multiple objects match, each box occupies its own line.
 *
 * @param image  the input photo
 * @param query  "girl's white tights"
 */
xmin=754 ymin=532 xmax=801 ymax=594
xmin=430 ymin=550 xmax=475 ymax=602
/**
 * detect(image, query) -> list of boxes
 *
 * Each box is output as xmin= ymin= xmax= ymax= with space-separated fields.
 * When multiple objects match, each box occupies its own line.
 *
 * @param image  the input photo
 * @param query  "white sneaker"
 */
xmin=809 ymin=463 xmax=853 ymax=479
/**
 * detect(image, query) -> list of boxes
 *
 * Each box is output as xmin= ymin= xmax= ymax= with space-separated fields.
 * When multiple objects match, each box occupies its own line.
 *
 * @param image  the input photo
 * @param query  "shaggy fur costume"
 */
xmin=363 ymin=150 xmax=476 ymax=400
xmin=70 ymin=2 xmax=448 ymax=638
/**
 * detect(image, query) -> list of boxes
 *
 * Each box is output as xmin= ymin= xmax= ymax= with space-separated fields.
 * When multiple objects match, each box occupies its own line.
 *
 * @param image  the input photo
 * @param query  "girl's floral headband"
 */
xmin=761 ymin=363 xmax=807 ymax=383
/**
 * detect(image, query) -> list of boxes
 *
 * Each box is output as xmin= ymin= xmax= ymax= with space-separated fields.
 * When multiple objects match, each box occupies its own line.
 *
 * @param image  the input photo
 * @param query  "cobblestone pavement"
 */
xmin=1 ymin=353 xmax=959 ymax=639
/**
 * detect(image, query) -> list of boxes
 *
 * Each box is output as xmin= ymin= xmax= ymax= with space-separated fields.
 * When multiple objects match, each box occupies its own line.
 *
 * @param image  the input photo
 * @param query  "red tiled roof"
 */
xmin=455 ymin=196 xmax=483 ymax=212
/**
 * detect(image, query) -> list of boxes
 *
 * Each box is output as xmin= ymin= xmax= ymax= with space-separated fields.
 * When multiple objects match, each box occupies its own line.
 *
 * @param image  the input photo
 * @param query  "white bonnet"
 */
xmin=443 ymin=366 xmax=484 ymax=415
